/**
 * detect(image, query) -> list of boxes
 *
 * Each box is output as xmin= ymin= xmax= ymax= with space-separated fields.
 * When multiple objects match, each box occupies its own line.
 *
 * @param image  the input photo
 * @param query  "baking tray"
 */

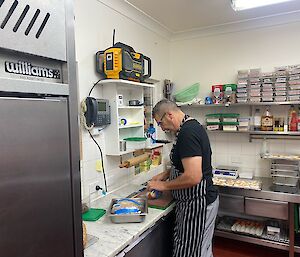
xmin=271 ymin=164 xmax=299 ymax=171
xmin=108 ymin=198 xmax=148 ymax=223
xmin=272 ymin=176 xmax=299 ymax=187
xmin=271 ymin=169 xmax=299 ymax=178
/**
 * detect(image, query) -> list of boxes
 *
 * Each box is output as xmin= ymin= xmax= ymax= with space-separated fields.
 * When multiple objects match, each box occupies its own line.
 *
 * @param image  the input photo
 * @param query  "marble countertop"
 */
xmin=84 ymin=171 xmax=175 ymax=257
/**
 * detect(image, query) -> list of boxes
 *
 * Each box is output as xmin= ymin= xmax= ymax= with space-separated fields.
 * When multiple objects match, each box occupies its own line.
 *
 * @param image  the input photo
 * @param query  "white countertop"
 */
xmin=84 ymin=169 xmax=175 ymax=257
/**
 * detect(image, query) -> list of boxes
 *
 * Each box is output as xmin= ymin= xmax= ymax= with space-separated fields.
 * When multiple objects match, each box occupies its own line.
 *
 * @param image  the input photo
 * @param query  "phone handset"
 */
xmin=81 ymin=97 xmax=97 ymax=130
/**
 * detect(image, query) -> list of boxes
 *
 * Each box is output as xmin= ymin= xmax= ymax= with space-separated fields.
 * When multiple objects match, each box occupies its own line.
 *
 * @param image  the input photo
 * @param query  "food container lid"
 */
xmin=124 ymin=137 xmax=147 ymax=141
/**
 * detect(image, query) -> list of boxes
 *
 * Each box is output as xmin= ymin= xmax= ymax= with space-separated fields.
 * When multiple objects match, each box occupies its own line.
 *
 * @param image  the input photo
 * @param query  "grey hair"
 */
xmin=152 ymin=99 xmax=180 ymax=117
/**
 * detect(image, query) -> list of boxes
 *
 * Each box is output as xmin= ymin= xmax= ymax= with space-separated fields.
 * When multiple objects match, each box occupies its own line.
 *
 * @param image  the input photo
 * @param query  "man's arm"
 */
xmin=147 ymin=156 xmax=203 ymax=191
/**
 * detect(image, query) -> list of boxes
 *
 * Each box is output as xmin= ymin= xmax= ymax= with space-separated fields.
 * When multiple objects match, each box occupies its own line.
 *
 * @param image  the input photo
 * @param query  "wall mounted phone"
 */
xmin=84 ymin=97 xmax=111 ymax=127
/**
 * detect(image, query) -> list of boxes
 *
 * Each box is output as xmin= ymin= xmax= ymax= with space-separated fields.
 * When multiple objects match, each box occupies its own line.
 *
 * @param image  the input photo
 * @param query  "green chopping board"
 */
xmin=82 ymin=208 xmax=106 ymax=221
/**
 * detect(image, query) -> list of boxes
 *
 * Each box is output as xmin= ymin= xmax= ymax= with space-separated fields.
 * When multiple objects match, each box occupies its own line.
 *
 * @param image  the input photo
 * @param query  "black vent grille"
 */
xmin=0 ymin=0 xmax=50 ymax=38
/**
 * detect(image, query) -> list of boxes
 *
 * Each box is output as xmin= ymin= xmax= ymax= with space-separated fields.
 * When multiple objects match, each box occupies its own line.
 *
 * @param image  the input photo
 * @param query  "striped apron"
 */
xmin=170 ymin=116 xmax=209 ymax=257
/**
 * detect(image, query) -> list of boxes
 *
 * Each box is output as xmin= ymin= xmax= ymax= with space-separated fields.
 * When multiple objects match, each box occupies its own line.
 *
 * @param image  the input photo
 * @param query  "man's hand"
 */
xmin=147 ymin=180 xmax=166 ymax=191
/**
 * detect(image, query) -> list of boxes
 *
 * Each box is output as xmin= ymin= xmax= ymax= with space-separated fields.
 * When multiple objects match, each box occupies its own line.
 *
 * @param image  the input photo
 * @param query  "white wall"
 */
xmin=170 ymin=21 xmax=300 ymax=177
xmin=75 ymin=1 xmax=300 ymax=196
xmin=74 ymin=0 xmax=171 ymax=198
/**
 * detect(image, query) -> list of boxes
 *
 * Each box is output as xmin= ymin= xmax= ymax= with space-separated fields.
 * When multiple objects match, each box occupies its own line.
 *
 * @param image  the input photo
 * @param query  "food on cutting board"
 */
xmin=83 ymin=222 xmax=87 ymax=249
xmin=147 ymin=189 xmax=162 ymax=200
xmin=111 ymin=198 xmax=143 ymax=215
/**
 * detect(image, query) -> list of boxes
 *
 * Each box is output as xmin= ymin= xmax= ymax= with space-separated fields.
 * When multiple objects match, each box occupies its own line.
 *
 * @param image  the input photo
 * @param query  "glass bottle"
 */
xmin=260 ymin=138 xmax=270 ymax=158
xmin=261 ymin=108 xmax=273 ymax=131
xmin=289 ymin=105 xmax=298 ymax=131
xmin=290 ymin=112 xmax=298 ymax=132
xmin=253 ymin=108 xmax=261 ymax=131
xmin=288 ymin=105 xmax=296 ymax=130
xmin=298 ymin=107 xmax=300 ymax=131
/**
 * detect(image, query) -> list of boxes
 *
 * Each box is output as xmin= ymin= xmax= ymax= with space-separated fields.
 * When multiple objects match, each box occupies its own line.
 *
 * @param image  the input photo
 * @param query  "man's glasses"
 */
xmin=156 ymin=113 xmax=166 ymax=127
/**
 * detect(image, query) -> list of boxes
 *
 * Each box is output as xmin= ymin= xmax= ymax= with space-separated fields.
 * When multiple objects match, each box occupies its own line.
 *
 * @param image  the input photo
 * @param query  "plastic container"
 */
xmin=123 ymin=137 xmax=146 ymax=149
xmin=249 ymin=97 xmax=261 ymax=102
xmin=288 ymin=95 xmax=300 ymax=101
xmin=152 ymin=150 xmax=161 ymax=166
xmin=289 ymin=85 xmax=300 ymax=90
xmin=236 ymin=92 xmax=248 ymax=98
xmin=237 ymin=98 xmax=248 ymax=103
xmin=237 ymin=88 xmax=247 ymax=93
xmin=223 ymin=84 xmax=237 ymax=91
xmin=174 ymin=83 xmax=200 ymax=102
xmin=274 ymin=96 xmax=287 ymax=102
xmin=275 ymin=91 xmax=286 ymax=96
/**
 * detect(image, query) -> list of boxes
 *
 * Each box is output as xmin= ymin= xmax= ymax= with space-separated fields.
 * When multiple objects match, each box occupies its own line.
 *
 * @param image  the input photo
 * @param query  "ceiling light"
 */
xmin=231 ymin=0 xmax=294 ymax=11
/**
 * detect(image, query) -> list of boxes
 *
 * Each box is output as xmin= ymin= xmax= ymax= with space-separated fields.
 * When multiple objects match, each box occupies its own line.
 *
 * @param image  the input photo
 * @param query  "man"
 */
xmin=147 ymin=99 xmax=219 ymax=257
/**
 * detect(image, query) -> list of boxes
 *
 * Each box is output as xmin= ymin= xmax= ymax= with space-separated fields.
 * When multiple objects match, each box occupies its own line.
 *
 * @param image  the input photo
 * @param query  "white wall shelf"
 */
xmin=106 ymin=144 xmax=164 ymax=156
xmin=99 ymin=79 xmax=155 ymax=88
xmin=181 ymin=101 xmax=300 ymax=108
xmin=118 ymin=106 xmax=144 ymax=109
xmin=119 ymin=124 xmax=144 ymax=129
xmin=102 ymin=79 xmax=156 ymax=155
xmin=207 ymin=130 xmax=300 ymax=136
xmin=144 ymin=143 xmax=164 ymax=150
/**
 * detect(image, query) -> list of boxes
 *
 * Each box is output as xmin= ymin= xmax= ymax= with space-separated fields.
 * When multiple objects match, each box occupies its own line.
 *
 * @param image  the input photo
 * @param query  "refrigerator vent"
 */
xmin=0 ymin=0 xmax=66 ymax=60
xmin=1 ymin=1 xmax=50 ymax=38
xmin=0 ymin=0 xmax=4 ymax=8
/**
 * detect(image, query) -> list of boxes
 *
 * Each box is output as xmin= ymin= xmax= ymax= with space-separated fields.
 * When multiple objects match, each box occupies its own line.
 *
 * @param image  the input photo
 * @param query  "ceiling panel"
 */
xmin=125 ymin=0 xmax=300 ymax=32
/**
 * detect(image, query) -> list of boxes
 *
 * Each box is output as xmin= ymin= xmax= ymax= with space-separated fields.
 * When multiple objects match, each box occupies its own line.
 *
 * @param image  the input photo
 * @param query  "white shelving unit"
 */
xmin=182 ymin=101 xmax=300 ymax=141
xmin=101 ymin=79 xmax=154 ymax=155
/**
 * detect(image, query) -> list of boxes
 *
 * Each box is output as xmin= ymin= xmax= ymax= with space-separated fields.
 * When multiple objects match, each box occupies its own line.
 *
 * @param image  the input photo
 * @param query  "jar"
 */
xmin=152 ymin=151 xmax=161 ymax=166
xmin=139 ymin=158 xmax=151 ymax=172
xmin=273 ymin=117 xmax=280 ymax=132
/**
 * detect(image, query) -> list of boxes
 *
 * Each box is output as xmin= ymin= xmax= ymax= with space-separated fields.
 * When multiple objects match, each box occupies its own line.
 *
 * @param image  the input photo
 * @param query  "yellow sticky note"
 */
xmin=96 ymin=160 xmax=102 ymax=172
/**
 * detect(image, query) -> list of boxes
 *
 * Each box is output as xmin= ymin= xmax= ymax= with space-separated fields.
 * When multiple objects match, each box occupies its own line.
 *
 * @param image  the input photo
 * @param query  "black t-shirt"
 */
xmin=171 ymin=119 xmax=218 ymax=205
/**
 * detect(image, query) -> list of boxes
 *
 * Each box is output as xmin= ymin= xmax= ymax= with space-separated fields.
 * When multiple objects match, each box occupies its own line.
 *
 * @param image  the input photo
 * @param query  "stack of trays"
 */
xmin=261 ymin=72 xmax=274 ymax=102
xmin=223 ymin=113 xmax=239 ymax=131
xmin=238 ymin=117 xmax=250 ymax=131
xmin=271 ymin=159 xmax=300 ymax=193
xmin=249 ymin=69 xmax=261 ymax=103
xmin=206 ymin=113 xmax=221 ymax=131
xmin=288 ymin=64 xmax=300 ymax=102
xmin=274 ymin=67 xmax=288 ymax=102
xmin=237 ymin=70 xmax=249 ymax=103
xmin=206 ymin=113 xmax=239 ymax=131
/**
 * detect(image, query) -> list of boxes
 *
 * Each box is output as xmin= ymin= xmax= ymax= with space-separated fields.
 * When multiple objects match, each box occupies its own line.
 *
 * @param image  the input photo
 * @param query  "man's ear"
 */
xmin=166 ymin=111 xmax=172 ymax=119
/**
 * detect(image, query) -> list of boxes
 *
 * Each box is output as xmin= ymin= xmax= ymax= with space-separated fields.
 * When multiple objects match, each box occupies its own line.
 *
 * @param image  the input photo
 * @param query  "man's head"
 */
xmin=152 ymin=99 xmax=185 ymax=132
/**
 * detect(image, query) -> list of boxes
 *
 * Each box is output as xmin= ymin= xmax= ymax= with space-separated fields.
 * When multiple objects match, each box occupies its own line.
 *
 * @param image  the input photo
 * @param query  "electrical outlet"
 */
xmin=88 ymin=180 xmax=102 ymax=197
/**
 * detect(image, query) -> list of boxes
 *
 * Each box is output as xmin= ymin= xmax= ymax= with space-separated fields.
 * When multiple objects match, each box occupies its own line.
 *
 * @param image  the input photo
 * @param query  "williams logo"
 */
xmin=5 ymin=61 xmax=60 ymax=79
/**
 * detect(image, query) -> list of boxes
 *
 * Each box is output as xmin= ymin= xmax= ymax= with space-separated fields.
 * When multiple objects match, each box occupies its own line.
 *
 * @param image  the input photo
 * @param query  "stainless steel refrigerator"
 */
xmin=0 ymin=0 xmax=83 ymax=257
